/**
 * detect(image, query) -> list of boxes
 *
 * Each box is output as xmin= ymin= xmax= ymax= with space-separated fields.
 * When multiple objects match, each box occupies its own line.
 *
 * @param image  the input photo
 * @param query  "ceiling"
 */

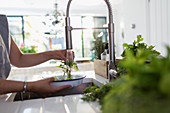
xmin=0 ymin=0 xmax=108 ymax=16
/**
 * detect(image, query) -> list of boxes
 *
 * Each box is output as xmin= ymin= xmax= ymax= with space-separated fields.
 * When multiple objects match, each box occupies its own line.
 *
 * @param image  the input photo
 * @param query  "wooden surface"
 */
xmin=94 ymin=59 xmax=122 ymax=78
xmin=94 ymin=59 xmax=109 ymax=78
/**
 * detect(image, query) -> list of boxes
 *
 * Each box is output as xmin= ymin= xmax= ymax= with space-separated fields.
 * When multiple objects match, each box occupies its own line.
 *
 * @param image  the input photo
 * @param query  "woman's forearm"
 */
xmin=11 ymin=51 xmax=52 ymax=67
xmin=9 ymin=37 xmax=52 ymax=67
xmin=0 ymin=79 xmax=35 ymax=94
xmin=0 ymin=78 xmax=71 ymax=96
xmin=9 ymin=38 xmax=67 ymax=67
xmin=0 ymin=79 xmax=25 ymax=94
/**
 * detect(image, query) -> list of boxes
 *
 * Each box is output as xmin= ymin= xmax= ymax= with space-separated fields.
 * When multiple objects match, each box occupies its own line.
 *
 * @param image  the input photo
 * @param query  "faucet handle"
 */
xmin=108 ymin=68 xmax=118 ymax=82
xmin=109 ymin=69 xmax=117 ymax=78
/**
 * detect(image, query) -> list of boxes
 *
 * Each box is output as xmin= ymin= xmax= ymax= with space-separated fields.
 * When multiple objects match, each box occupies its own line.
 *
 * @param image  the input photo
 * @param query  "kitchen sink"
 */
xmin=13 ymin=78 xmax=102 ymax=101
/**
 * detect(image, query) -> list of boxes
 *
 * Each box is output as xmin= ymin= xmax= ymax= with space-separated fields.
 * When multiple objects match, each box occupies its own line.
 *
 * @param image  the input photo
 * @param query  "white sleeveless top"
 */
xmin=0 ymin=15 xmax=11 ymax=79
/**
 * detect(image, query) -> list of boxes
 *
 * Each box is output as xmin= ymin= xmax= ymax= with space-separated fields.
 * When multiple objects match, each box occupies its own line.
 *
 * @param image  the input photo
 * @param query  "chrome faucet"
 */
xmin=65 ymin=0 xmax=117 ymax=81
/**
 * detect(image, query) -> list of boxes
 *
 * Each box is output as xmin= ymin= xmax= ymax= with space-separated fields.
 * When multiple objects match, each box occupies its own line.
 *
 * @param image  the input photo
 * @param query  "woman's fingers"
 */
xmin=48 ymin=77 xmax=72 ymax=92
xmin=52 ymin=85 xmax=72 ymax=92
xmin=49 ymin=77 xmax=55 ymax=82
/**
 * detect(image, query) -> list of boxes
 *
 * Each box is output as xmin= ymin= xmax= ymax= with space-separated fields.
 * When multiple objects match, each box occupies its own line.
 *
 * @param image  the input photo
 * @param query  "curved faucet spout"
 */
xmin=65 ymin=0 xmax=117 ymax=81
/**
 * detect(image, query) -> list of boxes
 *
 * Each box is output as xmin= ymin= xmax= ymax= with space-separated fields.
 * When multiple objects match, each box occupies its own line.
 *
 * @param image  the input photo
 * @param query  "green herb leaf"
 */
xmin=123 ymin=43 xmax=129 ymax=47
xmin=57 ymin=60 xmax=79 ymax=79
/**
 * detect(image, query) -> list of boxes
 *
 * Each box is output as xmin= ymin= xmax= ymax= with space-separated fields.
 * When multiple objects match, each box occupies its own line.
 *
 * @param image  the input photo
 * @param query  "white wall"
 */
xmin=111 ymin=0 xmax=148 ymax=57
xmin=149 ymin=0 xmax=170 ymax=56
xmin=112 ymin=0 xmax=170 ymax=57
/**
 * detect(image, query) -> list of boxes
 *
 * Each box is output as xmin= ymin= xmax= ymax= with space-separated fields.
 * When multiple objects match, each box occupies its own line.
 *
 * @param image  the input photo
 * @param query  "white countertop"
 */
xmin=0 ymin=64 xmax=109 ymax=113
xmin=0 ymin=95 xmax=101 ymax=113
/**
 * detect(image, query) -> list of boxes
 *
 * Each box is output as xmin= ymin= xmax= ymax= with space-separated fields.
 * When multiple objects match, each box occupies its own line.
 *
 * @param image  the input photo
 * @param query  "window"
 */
xmin=7 ymin=16 xmax=24 ymax=46
xmin=8 ymin=15 xmax=65 ymax=52
xmin=7 ymin=15 xmax=107 ymax=59
xmin=72 ymin=16 xmax=107 ymax=59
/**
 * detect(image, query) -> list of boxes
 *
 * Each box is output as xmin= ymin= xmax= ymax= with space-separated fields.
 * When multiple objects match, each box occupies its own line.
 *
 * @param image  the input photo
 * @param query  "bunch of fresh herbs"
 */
xmin=118 ymin=35 xmax=160 ymax=75
xmin=102 ymin=46 xmax=170 ymax=113
xmin=55 ymin=60 xmax=79 ymax=80
xmin=121 ymin=35 xmax=160 ymax=58
xmin=81 ymin=83 xmax=114 ymax=105
xmin=82 ymin=35 xmax=167 ymax=113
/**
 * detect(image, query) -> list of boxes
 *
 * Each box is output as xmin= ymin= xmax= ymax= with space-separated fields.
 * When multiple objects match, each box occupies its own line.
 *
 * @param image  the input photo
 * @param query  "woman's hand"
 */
xmin=50 ymin=49 xmax=75 ymax=61
xmin=28 ymin=77 xmax=71 ymax=97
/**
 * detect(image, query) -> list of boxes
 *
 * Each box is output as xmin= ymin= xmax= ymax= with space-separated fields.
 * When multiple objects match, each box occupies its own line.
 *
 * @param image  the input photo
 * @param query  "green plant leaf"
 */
xmin=123 ymin=43 xmax=128 ymax=47
xmin=57 ymin=60 xmax=79 ymax=79
xmin=137 ymin=35 xmax=143 ymax=43
xmin=133 ymin=40 xmax=137 ymax=45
